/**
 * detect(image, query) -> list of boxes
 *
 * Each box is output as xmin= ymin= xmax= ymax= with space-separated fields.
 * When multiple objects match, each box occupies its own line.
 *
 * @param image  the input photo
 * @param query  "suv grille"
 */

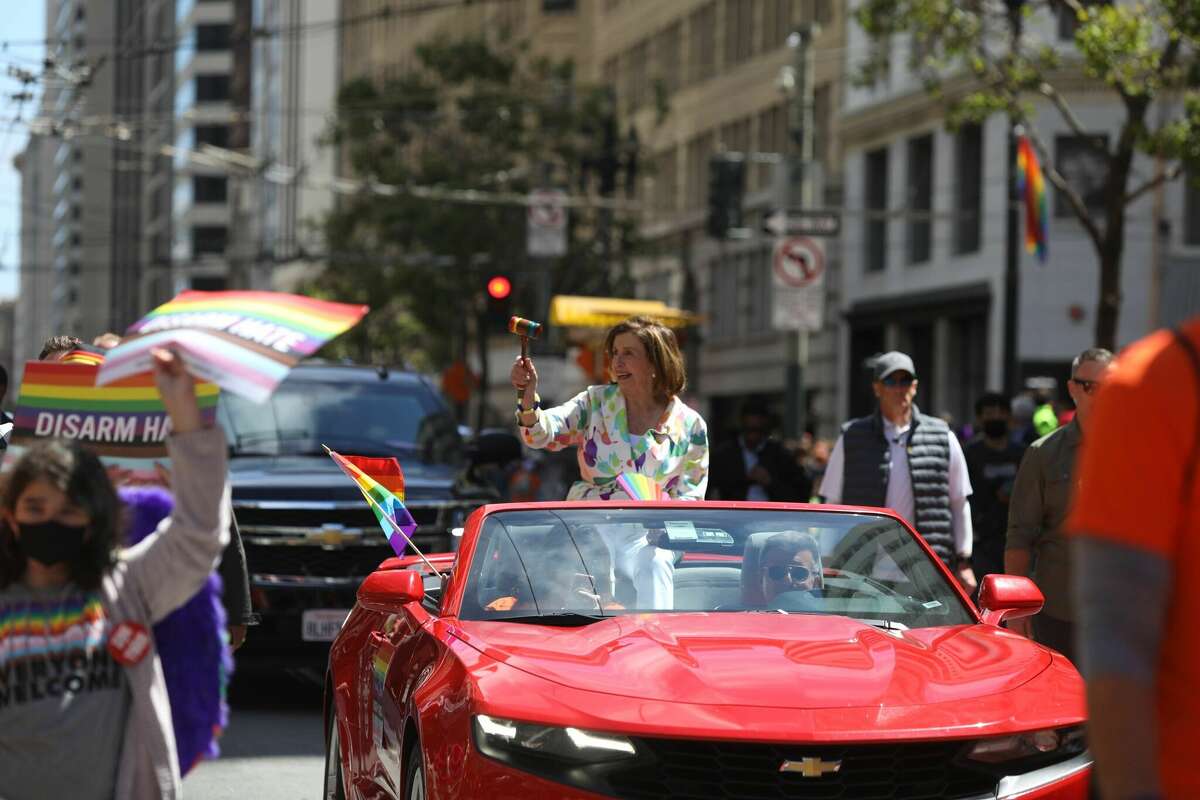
xmin=244 ymin=543 xmax=396 ymax=580
xmin=233 ymin=504 xmax=442 ymax=531
xmin=605 ymin=738 xmax=997 ymax=800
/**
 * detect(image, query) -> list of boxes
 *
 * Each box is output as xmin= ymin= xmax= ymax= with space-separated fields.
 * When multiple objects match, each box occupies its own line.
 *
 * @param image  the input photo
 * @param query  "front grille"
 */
xmin=245 ymin=543 xmax=396 ymax=579
xmin=234 ymin=504 xmax=442 ymax=530
xmin=605 ymin=738 xmax=997 ymax=800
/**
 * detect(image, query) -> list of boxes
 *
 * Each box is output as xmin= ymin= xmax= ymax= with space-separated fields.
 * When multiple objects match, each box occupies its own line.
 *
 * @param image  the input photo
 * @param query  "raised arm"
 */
xmin=123 ymin=349 xmax=231 ymax=623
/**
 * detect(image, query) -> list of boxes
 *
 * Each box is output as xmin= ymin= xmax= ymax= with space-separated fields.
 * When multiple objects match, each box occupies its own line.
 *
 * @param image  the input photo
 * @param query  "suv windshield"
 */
xmin=218 ymin=376 xmax=463 ymax=465
xmin=462 ymin=508 xmax=973 ymax=629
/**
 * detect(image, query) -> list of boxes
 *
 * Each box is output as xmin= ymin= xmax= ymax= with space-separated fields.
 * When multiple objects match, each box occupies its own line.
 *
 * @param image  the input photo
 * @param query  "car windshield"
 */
xmin=460 ymin=508 xmax=974 ymax=629
xmin=218 ymin=377 xmax=463 ymax=465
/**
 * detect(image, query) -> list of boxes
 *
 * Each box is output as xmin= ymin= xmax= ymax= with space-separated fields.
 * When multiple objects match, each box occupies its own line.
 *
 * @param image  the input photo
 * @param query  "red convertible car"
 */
xmin=323 ymin=502 xmax=1091 ymax=800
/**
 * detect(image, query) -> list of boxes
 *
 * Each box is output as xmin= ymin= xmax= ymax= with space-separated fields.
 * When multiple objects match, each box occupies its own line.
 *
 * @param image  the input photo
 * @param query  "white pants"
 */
xmin=597 ymin=525 xmax=675 ymax=610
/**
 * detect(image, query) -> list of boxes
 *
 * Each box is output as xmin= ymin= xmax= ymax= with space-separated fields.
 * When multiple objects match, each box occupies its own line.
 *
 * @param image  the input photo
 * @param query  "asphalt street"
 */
xmin=183 ymin=671 xmax=326 ymax=800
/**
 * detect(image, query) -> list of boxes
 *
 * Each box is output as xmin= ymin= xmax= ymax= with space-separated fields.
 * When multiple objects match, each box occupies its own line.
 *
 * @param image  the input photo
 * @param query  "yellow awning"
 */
xmin=549 ymin=295 xmax=702 ymax=330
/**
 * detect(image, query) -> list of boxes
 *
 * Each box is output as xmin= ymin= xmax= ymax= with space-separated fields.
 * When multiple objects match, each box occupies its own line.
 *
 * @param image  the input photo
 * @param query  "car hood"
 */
xmin=229 ymin=455 xmax=458 ymax=496
xmin=454 ymin=613 xmax=1051 ymax=709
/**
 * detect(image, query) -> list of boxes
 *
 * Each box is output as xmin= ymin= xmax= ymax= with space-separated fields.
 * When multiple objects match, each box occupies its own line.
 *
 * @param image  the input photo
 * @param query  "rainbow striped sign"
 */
xmin=616 ymin=472 xmax=665 ymax=501
xmin=7 ymin=361 xmax=220 ymax=482
xmin=95 ymin=291 xmax=369 ymax=403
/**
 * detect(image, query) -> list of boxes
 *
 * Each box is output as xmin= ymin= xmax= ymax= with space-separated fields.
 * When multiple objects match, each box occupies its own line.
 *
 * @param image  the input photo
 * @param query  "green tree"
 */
xmin=310 ymin=36 xmax=640 ymax=419
xmin=855 ymin=0 xmax=1200 ymax=349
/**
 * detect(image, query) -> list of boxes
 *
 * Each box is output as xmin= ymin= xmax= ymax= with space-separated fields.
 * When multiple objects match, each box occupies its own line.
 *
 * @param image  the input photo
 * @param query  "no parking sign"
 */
xmin=771 ymin=236 xmax=825 ymax=331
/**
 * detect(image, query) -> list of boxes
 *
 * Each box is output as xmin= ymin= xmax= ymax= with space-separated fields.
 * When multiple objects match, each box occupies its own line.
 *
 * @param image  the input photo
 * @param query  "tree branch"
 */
xmin=1125 ymin=161 xmax=1185 ymax=206
xmin=1020 ymin=119 xmax=1106 ymax=248
xmin=1038 ymin=82 xmax=1107 ymax=154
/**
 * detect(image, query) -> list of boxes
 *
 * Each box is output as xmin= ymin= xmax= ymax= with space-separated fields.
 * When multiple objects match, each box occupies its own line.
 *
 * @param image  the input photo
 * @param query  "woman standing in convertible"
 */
xmin=509 ymin=316 xmax=709 ymax=608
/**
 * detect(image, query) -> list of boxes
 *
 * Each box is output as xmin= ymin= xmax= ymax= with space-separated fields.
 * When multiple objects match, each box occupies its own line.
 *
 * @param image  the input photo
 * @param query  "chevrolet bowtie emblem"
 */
xmin=780 ymin=757 xmax=842 ymax=777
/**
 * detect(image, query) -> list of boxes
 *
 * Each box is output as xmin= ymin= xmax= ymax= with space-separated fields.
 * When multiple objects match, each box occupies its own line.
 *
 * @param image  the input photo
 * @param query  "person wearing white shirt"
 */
xmin=818 ymin=351 xmax=977 ymax=592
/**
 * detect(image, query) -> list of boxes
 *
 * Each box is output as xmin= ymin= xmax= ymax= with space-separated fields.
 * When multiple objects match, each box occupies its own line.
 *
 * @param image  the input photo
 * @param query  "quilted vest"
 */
xmin=840 ymin=408 xmax=955 ymax=565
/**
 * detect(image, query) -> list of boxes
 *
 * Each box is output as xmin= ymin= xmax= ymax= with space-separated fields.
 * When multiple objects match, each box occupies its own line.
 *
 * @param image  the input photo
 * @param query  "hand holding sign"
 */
xmin=152 ymin=347 xmax=202 ymax=435
xmin=96 ymin=290 xmax=370 ymax=403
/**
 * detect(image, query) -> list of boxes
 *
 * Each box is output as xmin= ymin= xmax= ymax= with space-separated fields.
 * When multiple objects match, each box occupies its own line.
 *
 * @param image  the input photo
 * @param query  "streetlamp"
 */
xmin=1003 ymin=0 xmax=1026 ymax=396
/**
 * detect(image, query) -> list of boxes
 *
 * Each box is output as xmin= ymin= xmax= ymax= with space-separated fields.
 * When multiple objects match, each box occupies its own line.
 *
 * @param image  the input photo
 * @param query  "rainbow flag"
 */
xmin=616 ymin=472 xmax=664 ymax=501
xmin=1016 ymin=135 xmax=1048 ymax=262
xmin=95 ymin=291 xmax=369 ymax=403
xmin=326 ymin=447 xmax=417 ymax=557
xmin=7 ymin=361 xmax=220 ymax=483
xmin=59 ymin=346 xmax=107 ymax=366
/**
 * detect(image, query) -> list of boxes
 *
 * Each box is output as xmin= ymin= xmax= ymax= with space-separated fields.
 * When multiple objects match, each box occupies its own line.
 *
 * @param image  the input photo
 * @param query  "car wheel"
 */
xmin=403 ymin=742 xmax=426 ymax=800
xmin=323 ymin=713 xmax=347 ymax=800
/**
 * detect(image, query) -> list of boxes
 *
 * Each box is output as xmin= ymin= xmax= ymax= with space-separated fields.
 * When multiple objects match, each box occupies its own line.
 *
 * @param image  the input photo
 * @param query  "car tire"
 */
xmin=323 ymin=713 xmax=347 ymax=800
xmin=403 ymin=741 xmax=426 ymax=800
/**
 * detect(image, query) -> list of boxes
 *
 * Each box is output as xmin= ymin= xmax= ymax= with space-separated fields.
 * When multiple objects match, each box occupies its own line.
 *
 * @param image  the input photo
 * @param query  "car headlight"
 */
xmin=966 ymin=725 xmax=1087 ymax=772
xmin=474 ymin=714 xmax=637 ymax=764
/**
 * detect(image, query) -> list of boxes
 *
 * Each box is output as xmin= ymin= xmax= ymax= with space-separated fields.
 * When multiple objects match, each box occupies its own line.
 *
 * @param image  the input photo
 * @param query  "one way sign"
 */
xmin=762 ymin=208 xmax=841 ymax=237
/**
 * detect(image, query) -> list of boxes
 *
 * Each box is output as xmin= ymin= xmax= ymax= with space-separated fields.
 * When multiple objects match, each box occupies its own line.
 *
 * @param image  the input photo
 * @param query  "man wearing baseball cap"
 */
xmin=819 ymin=351 xmax=976 ymax=590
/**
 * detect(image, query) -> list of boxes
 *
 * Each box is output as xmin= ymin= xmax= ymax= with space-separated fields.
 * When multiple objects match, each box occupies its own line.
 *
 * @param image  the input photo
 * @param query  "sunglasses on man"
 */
xmin=766 ymin=564 xmax=814 ymax=583
xmin=879 ymin=374 xmax=915 ymax=388
xmin=1070 ymin=377 xmax=1103 ymax=395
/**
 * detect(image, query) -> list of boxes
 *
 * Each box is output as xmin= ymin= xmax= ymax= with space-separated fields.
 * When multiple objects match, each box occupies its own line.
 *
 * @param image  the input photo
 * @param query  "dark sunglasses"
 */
xmin=880 ymin=375 xmax=915 ymax=388
xmin=766 ymin=564 xmax=813 ymax=583
xmin=1070 ymin=377 xmax=1103 ymax=395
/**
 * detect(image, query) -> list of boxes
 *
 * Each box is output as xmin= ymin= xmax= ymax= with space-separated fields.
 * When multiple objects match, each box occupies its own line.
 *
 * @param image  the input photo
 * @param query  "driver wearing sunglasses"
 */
xmin=760 ymin=532 xmax=823 ymax=605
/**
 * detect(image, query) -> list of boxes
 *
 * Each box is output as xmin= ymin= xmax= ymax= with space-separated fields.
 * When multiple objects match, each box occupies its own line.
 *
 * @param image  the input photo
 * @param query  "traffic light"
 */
xmin=484 ymin=274 xmax=513 ymax=326
xmin=707 ymin=153 xmax=746 ymax=239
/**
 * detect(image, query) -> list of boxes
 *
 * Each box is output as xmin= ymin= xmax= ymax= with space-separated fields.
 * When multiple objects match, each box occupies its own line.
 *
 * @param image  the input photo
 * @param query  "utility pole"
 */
xmin=1003 ymin=0 xmax=1026 ymax=396
xmin=783 ymin=24 xmax=815 ymax=440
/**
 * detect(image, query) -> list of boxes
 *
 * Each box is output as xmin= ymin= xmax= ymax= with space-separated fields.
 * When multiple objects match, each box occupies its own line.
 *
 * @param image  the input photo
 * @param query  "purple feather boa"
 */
xmin=120 ymin=486 xmax=232 ymax=776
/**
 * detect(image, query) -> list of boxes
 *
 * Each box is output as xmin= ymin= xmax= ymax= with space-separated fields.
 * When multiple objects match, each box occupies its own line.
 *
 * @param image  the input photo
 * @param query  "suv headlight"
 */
xmin=474 ymin=714 xmax=637 ymax=764
xmin=966 ymin=725 xmax=1087 ymax=772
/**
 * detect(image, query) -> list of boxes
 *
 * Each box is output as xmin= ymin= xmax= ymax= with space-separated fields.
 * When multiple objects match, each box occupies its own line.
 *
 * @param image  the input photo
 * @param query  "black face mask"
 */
xmin=17 ymin=520 xmax=88 ymax=566
xmin=982 ymin=419 xmax=1010 ymax=440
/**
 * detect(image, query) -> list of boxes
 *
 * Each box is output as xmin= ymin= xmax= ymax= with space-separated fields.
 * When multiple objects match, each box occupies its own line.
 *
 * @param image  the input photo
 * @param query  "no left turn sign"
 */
xmin=773 ymin=236 xmax=824 ymax=287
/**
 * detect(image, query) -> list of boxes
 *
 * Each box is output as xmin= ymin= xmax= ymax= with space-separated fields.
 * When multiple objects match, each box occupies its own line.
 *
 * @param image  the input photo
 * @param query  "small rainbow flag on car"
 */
xmin=1016 ymin=135 xmax=1048 ymax=263
xmin=616 ymin=472 xmax=664 ymax=501
xmin=325 ymin=447 xmax=417 ymax=557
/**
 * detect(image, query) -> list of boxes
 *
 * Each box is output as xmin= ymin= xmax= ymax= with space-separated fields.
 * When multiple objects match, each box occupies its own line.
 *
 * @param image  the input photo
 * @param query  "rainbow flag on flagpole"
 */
xmin=1016 ymin=134 xmax=1048 ymax=263
xmin=325 ymin=447 xmax=418 ymax=557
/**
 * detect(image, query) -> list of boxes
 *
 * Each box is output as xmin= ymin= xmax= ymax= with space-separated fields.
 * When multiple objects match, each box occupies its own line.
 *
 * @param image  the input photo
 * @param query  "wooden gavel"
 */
xmin=508 ymin=316 xmax=543 ymax=405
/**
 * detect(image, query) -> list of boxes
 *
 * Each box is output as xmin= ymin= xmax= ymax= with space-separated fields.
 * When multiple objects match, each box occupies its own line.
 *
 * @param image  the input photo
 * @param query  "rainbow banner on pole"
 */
xmin=326 ymin=447 xmax=417 ymax=557
xmin=7 ymin=361 xmax=220 ymax=482
xmin=95 ymin=291 xmax=370 ymax=403
xmin=1016 ymin=135 xmax=1048 ymax=263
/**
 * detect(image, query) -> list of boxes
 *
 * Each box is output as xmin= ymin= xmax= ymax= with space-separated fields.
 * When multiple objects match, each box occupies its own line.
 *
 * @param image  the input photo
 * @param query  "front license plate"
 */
xmin=301 ymin=609 xmax=350 ymax=642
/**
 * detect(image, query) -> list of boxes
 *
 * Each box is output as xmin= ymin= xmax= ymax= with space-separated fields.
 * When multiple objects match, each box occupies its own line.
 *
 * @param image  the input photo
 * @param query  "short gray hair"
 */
xmin=1072 ymin=347 xmax=1114 ymax=375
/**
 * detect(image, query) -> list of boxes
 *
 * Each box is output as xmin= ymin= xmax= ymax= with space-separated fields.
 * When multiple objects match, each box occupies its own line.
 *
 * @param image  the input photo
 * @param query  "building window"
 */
xmin=195 ymin=24 xmax=231 ymax=51
xmin=710 ymin=256 xmax=739 ymax=340
xmin=688 ymin=3 xmax=716 ymax=85
xmin=194 ymin=124 xmax=230 ymax=148
xmin=954 ymin=124 xmax=983 ymax=255
xmin=542 ymin=0 xmax=577 ymax=11
xmin=193 ymin=225 xmax=227 ymax=256
xmin=191 ymin=275 xmax=227 ymax=291
xmin=625 ymin=40 xmax=648 ymax=113
xmin=687 ymin=130 xmax=715 ymax=210
xmin=193 ymin=175 xmax=227 ymax=203
xmin=812 ymin=83 xmax=832 ymax=169
xmin=653 ymin=23 xmax=682 ymax=96
xmin=756 ymin=104 xmax=786 ymax=190
xmin=864 ymin=146 xmax=889 ymax=273
xmin=746 ymin=249 xmax=771 ymax=334
xmin=906 ymin=133 xmax=933 ymax=265
xmin=761 ymin=0 xmax=792 ymax=53
xmin=195 ymin=74 xmax=230 ymax=102
xmin=1185 ymin=171 xmax=1200 ymax=247
xmin=724 ymin=0 xmax=755 ymax=68
xmin=1055 ymin=134 xmax=1109 ymax=219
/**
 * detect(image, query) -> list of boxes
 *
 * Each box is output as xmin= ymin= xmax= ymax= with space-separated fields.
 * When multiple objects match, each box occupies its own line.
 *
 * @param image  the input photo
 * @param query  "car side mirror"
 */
xmin=358 ymin=570 xmax=424 ymax=612
xmin=977 ymin=574 xmax=1044 ymax=627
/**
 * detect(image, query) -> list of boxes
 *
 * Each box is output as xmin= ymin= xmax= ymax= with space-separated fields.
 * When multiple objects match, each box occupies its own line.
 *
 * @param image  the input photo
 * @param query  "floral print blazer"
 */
xmin=520 ymin=384 xmax=710 ymax=500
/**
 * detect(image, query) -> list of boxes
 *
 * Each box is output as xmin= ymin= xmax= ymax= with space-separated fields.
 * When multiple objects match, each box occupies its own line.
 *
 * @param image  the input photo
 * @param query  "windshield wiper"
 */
xmin=860 ymin=618 xmax=909 ymax=632
xmin=491 ymin=612 xmax=608 ymax=627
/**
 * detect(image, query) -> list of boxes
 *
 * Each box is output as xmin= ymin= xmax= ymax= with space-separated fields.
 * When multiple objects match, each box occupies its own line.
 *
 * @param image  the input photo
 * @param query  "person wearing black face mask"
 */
xmin=964 ymin=392 xmax=1026 ymax=585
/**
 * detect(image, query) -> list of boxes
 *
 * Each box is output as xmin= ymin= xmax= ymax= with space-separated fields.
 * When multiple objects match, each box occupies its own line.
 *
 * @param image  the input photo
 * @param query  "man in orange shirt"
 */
xmin=1068 ymin=322 xmax=1200 ymax=799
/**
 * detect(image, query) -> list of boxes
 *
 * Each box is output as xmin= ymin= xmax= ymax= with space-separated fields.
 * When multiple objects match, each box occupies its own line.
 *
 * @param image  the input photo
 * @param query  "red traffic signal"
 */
xmin=486 ymin=275 xmax=512 ymax=300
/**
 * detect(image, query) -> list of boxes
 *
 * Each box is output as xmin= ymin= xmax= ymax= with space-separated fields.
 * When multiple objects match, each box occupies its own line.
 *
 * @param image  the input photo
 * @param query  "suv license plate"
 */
xmin=302 ymin=609 xmax=350 ymax=642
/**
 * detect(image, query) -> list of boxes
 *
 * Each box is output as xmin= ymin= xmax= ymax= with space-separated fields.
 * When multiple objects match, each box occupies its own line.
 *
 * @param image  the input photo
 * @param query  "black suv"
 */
xmin=217 ymin=362 xmax=514 ymax=668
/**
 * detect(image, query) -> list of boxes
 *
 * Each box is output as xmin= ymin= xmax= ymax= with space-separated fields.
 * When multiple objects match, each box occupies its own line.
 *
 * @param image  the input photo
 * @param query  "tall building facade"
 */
xmin=13 ymin=134 xmax=56 ymax=366
xmin=172 ymin=0 xmax=237 ymax=293
xmin=595 ymin=0 xmax=845 ymax=441
xmin=249 ymin=0 xmax=340 ymax=291
xmin=839 ymin=7 xmax=1200 ymax=423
